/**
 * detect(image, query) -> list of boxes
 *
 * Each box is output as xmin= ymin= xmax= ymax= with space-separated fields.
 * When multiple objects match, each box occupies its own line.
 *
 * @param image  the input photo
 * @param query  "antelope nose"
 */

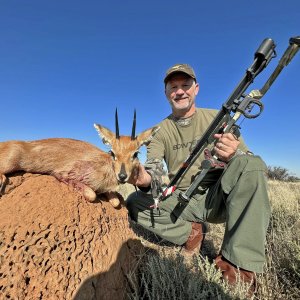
xmin=118 ymin=173 xmax=127 ymax=182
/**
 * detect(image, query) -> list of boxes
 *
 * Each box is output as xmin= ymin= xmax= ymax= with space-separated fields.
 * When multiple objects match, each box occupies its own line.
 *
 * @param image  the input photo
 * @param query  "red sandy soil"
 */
xmin=0 ymin=172 xmax=144 ymax=300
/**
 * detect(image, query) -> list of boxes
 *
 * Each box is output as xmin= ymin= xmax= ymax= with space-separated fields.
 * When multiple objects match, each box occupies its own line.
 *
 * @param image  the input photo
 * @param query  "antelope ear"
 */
xmin=94 ymin=124 xmax=115 ymax=146
xmin=137 ymin=126 xmax=160 ymax=146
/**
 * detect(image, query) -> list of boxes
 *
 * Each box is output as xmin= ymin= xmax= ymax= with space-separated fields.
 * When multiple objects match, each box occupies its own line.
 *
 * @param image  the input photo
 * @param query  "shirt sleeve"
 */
xmin=138 ymin=129 xmax=166 ymax=193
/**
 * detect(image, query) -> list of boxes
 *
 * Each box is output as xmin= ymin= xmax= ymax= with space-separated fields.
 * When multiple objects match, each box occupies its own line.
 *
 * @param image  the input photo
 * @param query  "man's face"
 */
xmin=165 ymin=74 xmax=199 ymax=117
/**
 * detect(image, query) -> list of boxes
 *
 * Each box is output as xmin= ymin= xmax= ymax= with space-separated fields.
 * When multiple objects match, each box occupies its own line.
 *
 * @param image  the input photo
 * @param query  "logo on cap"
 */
xmin=164 ymin=64 xmax=196 ymax=84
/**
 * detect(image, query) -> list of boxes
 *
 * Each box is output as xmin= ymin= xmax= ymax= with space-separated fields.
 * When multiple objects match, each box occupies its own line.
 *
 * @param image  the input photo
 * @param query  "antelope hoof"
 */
xmin=103 ymin=192 xmax=121 ymax=208
xmin=109 ymin=198 xmax=121 ymax=208
xmin=83 ymin=187 xmax=97 ymax=202
xmin=0 ymin=174 xmax=7 ymax=195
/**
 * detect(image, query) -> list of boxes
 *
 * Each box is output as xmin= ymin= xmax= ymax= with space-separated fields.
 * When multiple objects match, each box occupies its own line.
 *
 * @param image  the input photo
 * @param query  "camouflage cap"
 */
xmin=164 ymin=63 xmax=197 ymax=84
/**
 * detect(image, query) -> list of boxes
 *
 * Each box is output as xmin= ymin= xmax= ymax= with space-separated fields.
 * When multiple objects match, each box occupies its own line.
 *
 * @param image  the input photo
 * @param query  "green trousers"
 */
xmin=126 ymin=155 xmax=271 ymax=273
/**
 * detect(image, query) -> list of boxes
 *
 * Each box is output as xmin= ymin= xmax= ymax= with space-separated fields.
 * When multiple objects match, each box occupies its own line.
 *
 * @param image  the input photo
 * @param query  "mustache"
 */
xmin=174 ymin=96 xmax=188 ymax=101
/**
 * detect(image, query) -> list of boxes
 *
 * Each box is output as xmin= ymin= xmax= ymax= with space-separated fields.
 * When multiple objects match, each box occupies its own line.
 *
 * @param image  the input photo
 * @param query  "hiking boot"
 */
xmin=182 ymin=222 xmax=207 ymax=255
xmin=215 ymin=255 xmax=256 ymax=296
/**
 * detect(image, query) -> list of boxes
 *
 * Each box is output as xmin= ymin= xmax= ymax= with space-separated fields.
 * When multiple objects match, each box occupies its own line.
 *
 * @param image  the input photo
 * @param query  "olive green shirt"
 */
xmin=146 ymin=108 xmax=248 ymax=190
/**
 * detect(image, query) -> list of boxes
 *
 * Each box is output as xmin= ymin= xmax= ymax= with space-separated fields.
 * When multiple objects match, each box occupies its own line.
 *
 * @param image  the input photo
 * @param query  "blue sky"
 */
xmin=0 ymin=1 xmax=299 ymax=176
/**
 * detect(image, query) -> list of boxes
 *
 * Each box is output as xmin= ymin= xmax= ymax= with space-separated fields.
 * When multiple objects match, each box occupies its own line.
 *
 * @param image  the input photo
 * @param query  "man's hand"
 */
xmin=214 ymin=133 xmax=240 ymax=162
xmin=128 ymin=163 xmax=152 ymax=188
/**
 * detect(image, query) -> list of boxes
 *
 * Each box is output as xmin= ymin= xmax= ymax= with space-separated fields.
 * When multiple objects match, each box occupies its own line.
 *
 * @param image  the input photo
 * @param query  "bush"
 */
xmin=267 ymin=166 xmax=299 ymax=182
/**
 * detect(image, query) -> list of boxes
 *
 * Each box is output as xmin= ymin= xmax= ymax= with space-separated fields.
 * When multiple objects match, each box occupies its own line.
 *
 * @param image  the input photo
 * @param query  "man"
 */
xmin=126 ymin=64 xmax=271 ymax=292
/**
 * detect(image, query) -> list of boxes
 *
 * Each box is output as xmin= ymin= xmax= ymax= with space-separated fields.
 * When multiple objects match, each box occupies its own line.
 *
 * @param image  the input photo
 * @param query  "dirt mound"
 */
xmin=0 ymin=173 xmax=143 ymax=300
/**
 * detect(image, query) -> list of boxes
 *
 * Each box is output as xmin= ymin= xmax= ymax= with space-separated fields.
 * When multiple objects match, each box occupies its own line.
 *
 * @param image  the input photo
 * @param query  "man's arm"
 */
xmin=213 ymin=132 xmax=240 ymax=162
xmin=128 ymin=163 xmax=152 ymax=188
xmin=128 ymin=124 xmax=166 ymax=192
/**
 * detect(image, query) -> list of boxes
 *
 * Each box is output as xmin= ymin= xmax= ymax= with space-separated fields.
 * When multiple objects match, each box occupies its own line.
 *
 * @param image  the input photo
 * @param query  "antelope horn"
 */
xmin=131 ymin=109 xmax=136 ymax=140
xmin=115 ymin=108 xmax=120 ymax=139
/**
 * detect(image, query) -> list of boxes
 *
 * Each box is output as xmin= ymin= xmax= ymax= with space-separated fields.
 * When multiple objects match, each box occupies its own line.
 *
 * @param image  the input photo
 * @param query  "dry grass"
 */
xmin=258 ymin=181 xmax=300 ymax=299
xmin=124 ymin=181 xmax=300 ymax=300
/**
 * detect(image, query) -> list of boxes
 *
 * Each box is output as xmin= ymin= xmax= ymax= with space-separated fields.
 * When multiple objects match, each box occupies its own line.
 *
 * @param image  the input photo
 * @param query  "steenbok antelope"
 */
xmin=0 ymin=110 xmax=159 ymax=208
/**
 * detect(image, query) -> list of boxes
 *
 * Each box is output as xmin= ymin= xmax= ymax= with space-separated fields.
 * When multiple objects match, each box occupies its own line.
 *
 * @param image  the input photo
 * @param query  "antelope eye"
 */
xmin=109 ymin=150 xmax=116 ymax=160
xmin=132 ymin=151 xmax=139 ymax=160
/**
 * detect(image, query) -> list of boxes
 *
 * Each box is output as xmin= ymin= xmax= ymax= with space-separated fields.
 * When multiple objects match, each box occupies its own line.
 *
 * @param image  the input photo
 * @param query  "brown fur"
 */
xmin=0 ymin=124 xmax=159 ymax=207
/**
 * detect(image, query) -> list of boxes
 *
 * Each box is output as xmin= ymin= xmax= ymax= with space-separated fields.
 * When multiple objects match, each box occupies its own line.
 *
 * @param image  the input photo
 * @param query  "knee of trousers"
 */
xmin=126 ymin=191 xmax=152 ymax=222
xmin=221 ymin=155 xmax=268 ymax=194
xmin=231 ymin=154 xmax=267 ymax=171
xmin=126 ymin=192 xmax=139 ymax=221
